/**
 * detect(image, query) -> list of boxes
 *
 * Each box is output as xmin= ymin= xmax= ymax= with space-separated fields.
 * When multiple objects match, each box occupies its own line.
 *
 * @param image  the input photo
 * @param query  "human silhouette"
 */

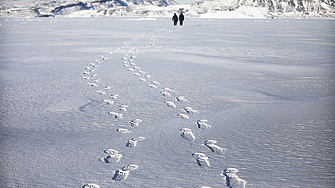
xmin=179 ymin=12 xmax=184 ymax=26
xmin=172 ymin=13 xmax=178 ymax=26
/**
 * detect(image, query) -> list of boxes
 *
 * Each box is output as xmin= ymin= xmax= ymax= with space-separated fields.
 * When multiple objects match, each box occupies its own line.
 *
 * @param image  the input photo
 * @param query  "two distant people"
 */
xmin=172 ymin=12 xmax=184 ymax=26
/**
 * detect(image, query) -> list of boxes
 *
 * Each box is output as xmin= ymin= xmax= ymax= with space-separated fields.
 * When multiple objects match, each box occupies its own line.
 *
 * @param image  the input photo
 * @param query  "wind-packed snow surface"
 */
xmin=0 ymin=18 xmax=335 ymax=188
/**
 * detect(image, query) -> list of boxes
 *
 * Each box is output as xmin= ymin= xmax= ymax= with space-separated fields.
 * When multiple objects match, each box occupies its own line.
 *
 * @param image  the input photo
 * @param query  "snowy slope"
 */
xmin=0 ymin=0 xmax=334 ymax=18
xmin=187 ymin=0 xmax=335 ymax=18
xmin=0 ymin=0 xmax=178 ymax=17
xmin=235 ymin=0 xmax=335 ymax=18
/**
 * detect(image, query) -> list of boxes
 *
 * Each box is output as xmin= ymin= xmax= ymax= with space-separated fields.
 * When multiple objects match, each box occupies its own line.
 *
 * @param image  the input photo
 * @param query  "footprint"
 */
xmin=91 ymin=74 xmax=98 ymax=77
xmin=138 ymin=70 xmax=146 ymax=74
xmin=83 ymin=71 xmax=90 ymax=75
xmin=116 ymin=128 xmax=132 ymax=133
xmin=112 ymin=170 xmax=129 ymax=181
xmin=133 ymin=66 xmax=141 ymax=70
xmin=110 ymin=94 xmax=119 ymax=99
xmin=150 ymin=81 xmax=160 ymax=85
xmin=195 ymin=157 xmax=211 ymax=167
xmin=87 ymin=83 xmax=98 ymax=87
xmin=204 ymin=140 xmax=226 ymax=155
xmin=126 ymin=139 xmax=137 ymax=147
xmin=184 ymin=107 xmax=199 ymax=114
xmin=164 ymin=101 xmax=176 ymax=108
xmin=104 ymin=149 xmax=119 ymax=154
xmin=126 ymin=137 xmax=145 ymax=147
xmin=95 ymin=91 xmax=106 ymax=95
xmin=82 ymin=183 xmax=100 ymax=188
xmin=160 ymin=91 xmax=171 ymax=97
xmin=82 ymin=76 xmax=90 ymax=80
xmin=103 ymin=100 xmax=115 ymax=105
xmin=138 ymin=78 xmax=146 ymax=81
xmin=122 ymin=164 xmax=139 ymax=171
xmin=176 ymin=96 xmax=188 ymax=102
xmin=192 ymin=153 xmax=206 ymax=158
xmin=119 ymin=105 xmax=128 ymax=111
xmin=144 ymin=75 xmax=151 ymax=79
xmin=133 ymin=73 xmax=141 ymax=76
xmin=130 ymin=119 xmax=142 ymax=127
xmin=220 ymin=168 xmax=247 ymax=188
xmin=90 ymin=69 xmax=97 ymax=72
xmin=148 ymin=84 xmax=157 ymax=88
xmin=197 ymin=120 xmax=211 ymax=129
xmin=112 ymin=165 xmax=138 ymax=181
xmin=93 ymin=79 xmax=100 ymax=83
xmin=108 ymin=112 xmax=123 ymax=119
xmin=104 ymin=86 xmax=111 ymax=90
xmin=192 ymin=153 xmax=210 ymax=167
xmin=124 ymin=64 xmax=130 ymax=67
xmin=180 ymin=128 xmax=195 ymax=141
xmin=177 ymin=113 xmax=189 ymax=119
xmin=101 ymin=153 xmax=122 ymax=163
xmin=101 ymin=149 xmax=122 ymax=163
xmin=162 ymin=88 xmax=175 ymax=92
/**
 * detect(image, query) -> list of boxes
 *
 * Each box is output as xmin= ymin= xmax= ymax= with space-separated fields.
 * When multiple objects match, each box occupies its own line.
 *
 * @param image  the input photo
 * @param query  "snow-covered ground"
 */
xmin=0 ymin=17 xmax=334 ymax=188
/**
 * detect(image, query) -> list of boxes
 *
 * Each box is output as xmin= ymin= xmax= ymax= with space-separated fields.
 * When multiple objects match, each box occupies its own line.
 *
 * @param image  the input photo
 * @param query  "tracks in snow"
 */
xmin=80 ymin=27 xmax=246 ymax=188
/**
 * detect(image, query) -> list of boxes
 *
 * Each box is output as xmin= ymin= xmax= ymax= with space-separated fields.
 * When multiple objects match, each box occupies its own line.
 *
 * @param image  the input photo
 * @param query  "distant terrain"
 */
xmin=0 ymin=0 xmax=334 ymax=18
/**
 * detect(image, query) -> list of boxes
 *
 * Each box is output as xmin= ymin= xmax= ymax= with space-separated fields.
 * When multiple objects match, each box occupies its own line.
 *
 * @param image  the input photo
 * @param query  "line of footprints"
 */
xmin=81 ymin=31 xmax=246 ymax=188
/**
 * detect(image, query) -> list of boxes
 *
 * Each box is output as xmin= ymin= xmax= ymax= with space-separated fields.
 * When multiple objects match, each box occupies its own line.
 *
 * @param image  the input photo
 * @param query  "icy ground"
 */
xmin=0 ymin=18 xmax=334 ymax=188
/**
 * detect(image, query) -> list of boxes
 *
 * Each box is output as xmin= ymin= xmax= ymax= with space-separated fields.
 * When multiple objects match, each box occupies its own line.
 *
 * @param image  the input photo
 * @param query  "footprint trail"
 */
xmin=80 ymin=27 xmax=245 ymax=187
xmin=80 ymin=29 xmax=172 ymax=187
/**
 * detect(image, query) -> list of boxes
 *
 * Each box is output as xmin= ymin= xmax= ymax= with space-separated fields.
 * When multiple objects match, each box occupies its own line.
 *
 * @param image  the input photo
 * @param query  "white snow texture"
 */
xmin=0 ymin=15 xmax=334 ymax=188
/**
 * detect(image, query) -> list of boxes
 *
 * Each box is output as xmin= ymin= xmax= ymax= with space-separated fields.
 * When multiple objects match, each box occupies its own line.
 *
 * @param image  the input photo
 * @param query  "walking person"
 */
xmin=172 ymin=13 xmax=178 ymax=26
xmin=179 ymin=12 xmax=184 ymax=26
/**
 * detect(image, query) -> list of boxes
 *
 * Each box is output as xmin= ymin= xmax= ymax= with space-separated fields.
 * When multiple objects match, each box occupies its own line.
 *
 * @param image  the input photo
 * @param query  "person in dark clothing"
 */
xmin=172 ymin=13 xmax=178 ymax=26
xmin=179 ymin=12 xmax=184 ymax=26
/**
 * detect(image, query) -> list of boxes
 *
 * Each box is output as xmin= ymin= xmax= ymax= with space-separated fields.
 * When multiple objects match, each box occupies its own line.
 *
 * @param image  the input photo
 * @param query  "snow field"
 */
xmin=0 ymin=18 xmax=334 ymax=188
